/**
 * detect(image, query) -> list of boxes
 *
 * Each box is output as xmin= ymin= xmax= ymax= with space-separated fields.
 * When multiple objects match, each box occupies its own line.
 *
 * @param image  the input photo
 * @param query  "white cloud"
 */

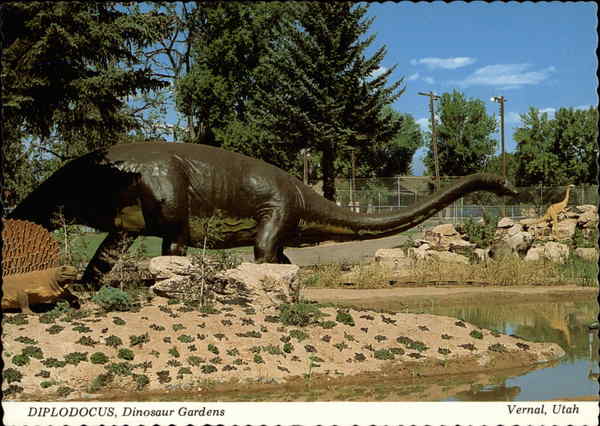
xmin=574 ymin=104 xmax=594 ymax=110
xmin=416 ymin=118 xmax=430 ymax=132
xmin=411 ymin=57 xmax=476 ymax=70
xmin=423 ymin=76 xmax=436 ymax=84
xmin=407 ymin=72 xmax=420 ymax=81
xmin=452 ymin=64 xmax=556 ymax=89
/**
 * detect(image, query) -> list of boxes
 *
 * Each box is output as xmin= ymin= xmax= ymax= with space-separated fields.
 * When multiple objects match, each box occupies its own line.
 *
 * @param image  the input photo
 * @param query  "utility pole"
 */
xmin=419 ymin=91 xmax=441 ymax=191
xmin=491 ymin=95 xmax=507 ymax=216
xmin=302 ymin=149 xmax=309 ymax=185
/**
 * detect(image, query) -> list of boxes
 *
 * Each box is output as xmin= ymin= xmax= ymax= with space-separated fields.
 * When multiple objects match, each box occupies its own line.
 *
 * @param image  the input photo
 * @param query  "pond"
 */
xmin=401 ymin=298 xmax=599 ymax=401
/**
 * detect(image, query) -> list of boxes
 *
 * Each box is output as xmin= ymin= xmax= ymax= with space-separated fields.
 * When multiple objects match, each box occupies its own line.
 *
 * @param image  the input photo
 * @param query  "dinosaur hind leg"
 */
xmin=254 ymin=209 xmax=294 ymax=264
xmin=81 ymin=230 xmax=138 ymax=288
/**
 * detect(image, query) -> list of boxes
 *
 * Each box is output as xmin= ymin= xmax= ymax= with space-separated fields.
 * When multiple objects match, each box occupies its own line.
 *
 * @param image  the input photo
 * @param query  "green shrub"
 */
xmin=4 ymin=368 xmax=23 ymax=383
xmin=40 ymin=380 xmax=58 ymax=389
xmin=76 ymin=336 xmax=98 ymax=347
xmin=469 ymin=330 xmax=484 ymax=339
xmin=56 ymin=386 xmax=74 ymax=398
xmin=226 ymin=348 xmax=239 ymax=357
xmin=105 ymin=335 xmax=123 ymax=348
xmin=89 ymin=373 xmax=114 ymax=392
xmin=336 ymin=310 xmax=355 ymax=326
xmin=201 ymin=364 xmax=217 ymax=374
xmin=41 ymin=357 xmax=67 ymax=368
xmin=187 ymin=356 xmax=205 ymax=366
xmin=134 ymin=374 xmax=150 ymax=390
xmin=488 ymin=343 xmax=507 ymax=353
xmin=319 ymin=320 xmax=337 ymax=329
xmin=207 ymin=344 xmax=219 ymax=355
xmin=46 ymin=325 xmax=65 ymax=335
xmin=279 ymin=302 xmax=325 ymax=327
xmin=105 ymin=362 xmax=133 ymax=376
xmin=283 ymin=342 xmax=294 ymax=353
xmin=374 ymin=349 xmax=394 ymax=360
xmin=118 ymin=348 xmax=135 ymax=361
xmin=177 ymin=334 xmax=194 ymax=343
xmin=92 ymin=286 xmax=133 ymax=312
xmin=168 ymin=347 xmax=180 ymax=358
xmin=462 ymin=212 xmax=498 ymax=248
xmin=14 ymin=336 xmax=37 ymax=345
xmin=22 ymin=346 xmax=44 ymax=359
xmin=253 ymin=354 xmax=265 ymax=364
xmin=90 ymin=352 xmax=109 ymax=364
xmin=64 ymin=352 xmax=88 ymax=365
xmin=289 ymin=329 xmax=309 ymax=342
xmin=12 ymin=354 xmax=30 ymax=367
xmin=129 ymin=333 xmax=150 ymax=347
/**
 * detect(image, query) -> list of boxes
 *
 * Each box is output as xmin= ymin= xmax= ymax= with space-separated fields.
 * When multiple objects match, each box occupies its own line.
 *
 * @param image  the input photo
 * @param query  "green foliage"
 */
xmin=12 ymin=354 xmax=30 ymax=367
xmin=76 ymin=336 xmax=98 ymax=347
xmin=373 ymin=349 xmax=395 ymax=360
xmin=335 ymin=310 xmax=355 ymax=326
xmin=207 ymin=344 xmax=219 ymax=355
xmin=462 ymin=212 xmax=499 ymax=248
xmin=514 ymin=107 xmax=598 ymax=185
xmin=423 ymin=90 xmax=497 ymax=176
xmin=89 ymin=373 xmax=114 ymax=392
xmin=469 ymin=330 xmax=484 ymax=339
xmin=14 ymin=336 xmax=38 ymax=345
xmin=40 ymin=380 xmax=58 ymax=389
xmin=278 ymin=302 xmax=325 ymax=327
xmin=201 ymin=364 xmax=218 ymax=374
xmin=4 ymin=368 xmax=23 ymax=384
xmin=41 ymin=357 xmax=67 ymax=368
xmin=56 ymin=386 xmax=75 ymax=398
xmin=187 ymin=356 xmax=205 ymax=366
xmin=35 ymin=370 xmax=51 ymax=378
xmin=4 ymin=314 xmax=29 ymax=325
xmin=104 ymin=335 xmax=123 ymax=348
xmin=253 ymin=354 xmax=265 ymax=364
xmin=22 ymin=346 xmax=44 ymax=359
xmin=92 ymin=287 xmax=133 ymax=312
xmin=283 ymin=342 xmax=294 ymax=354
xmin=134 ymin=374 xmax=150 ymax=391
xmin=64 ymin=352 xmax=88 ymax=365
xmin=289 ymin=329 xmax=309 ymax=342
xmin=319 ymin=320 xmax=337 ymax=329
xmin=90 ymin=352 xmax=109 ymax=365
xmin=105 ymin=362 xmax=133 ymax=376
xmin=117 ymin=348 xmax=135 ymax=361
xmin=168 ymin=347 xmax=181 ymax=358
xmin=129 ymin=333 xmax=150 ymax=347
xmin=488 ymin=343 xmax=507 ymax=353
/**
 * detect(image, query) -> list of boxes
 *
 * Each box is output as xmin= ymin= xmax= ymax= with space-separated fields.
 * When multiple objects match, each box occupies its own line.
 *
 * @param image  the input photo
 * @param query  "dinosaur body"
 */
xmin=535 ymin=184 xmax=575 ymax=235
xmin=10 ymin=142 xmax=518 ymax=286
xmin=2 ymin=266 xmax=79 ymax=313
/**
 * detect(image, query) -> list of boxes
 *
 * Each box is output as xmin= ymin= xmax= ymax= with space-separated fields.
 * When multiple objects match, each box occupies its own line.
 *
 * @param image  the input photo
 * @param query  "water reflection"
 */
xmin=406 ymin=299 xmax=599 ymax=401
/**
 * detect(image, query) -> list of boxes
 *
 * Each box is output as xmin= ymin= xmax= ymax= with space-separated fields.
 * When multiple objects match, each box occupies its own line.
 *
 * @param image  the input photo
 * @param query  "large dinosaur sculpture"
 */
xmin=9 ymin=142 xmax=518 ymax=287
xmin=535 ymin=184 xmax=575 ymax=236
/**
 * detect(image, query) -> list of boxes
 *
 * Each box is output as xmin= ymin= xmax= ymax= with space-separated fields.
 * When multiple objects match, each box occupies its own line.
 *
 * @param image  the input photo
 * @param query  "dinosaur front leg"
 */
xmin=254 ymin=209 xmax=293 ymax=264
xmin=81 ymin=230 xmax=138 ymax=288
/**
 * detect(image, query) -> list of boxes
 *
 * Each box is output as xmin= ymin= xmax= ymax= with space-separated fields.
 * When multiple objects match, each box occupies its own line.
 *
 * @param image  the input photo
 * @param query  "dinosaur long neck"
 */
xmin=297 ymin=173 xmax=513 ymax=243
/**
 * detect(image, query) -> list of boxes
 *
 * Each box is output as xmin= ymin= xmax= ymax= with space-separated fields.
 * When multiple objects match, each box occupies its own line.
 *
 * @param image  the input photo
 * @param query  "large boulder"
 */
xmin=543 ymin=242 xmax=570 ymax=263
xmin=497 ymin=217 xmax=515 ymax=228
xmin=423 ymin=224 xmax=474 ymax=251
xmin=214 ymin=263 xmax=300 ymax=309
xmin=524 ymin=246 xmax=544 ymax=262
xmin=149 ymin=256 xmax=194 ymax=279
xmin=555 ymin=219 xmax=578 ymax=240
xmin=427 ymin=251 xmax=470 ymax=265
xmin=374 ymin=248 xmax=414 ymax=270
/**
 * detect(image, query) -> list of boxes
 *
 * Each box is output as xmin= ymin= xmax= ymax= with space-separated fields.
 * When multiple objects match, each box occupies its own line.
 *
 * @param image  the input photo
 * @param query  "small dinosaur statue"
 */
xmin=535 ymin=184 xmax=575 ymax=235
xmin=9 ymin=142 xmax=518 ymax=287
xmin=2 ymin=266 xmax=79 ymax=313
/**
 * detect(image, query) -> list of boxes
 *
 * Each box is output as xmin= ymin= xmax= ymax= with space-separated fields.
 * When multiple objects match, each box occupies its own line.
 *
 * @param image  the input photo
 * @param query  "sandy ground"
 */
xmin=2 ymin=295 xmax=565 ymax=401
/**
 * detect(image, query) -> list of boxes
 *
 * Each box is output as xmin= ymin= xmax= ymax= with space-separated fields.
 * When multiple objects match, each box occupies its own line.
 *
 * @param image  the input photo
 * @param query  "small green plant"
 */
xmin=283 ymin=342 xmax=294 ymax=353
xmin=236 ymin=330 xmax=262 ymax=338
xmin=65 ymin=352 xmax=88 ymax=365
xmin=105 ymin=361 xmax=133 ymax=376
xmin=354 ymin=352 xmax=366 ymax=362
xmin=149 ymin=323 xmax=165 ymax=331
xmin=40 ymin=380 xmax=59 ymax=389
xmin=90 ymin=352 xmax=109 ymax=364
xmin=76 ymin=336 xmax=98 ymax=347
xmin=41 ymin=357 xmax=67 ymax=368
xmin=389 ymin=347 xmax=405 ymax=355
xmin=134 ymin=374 xmax=150 ymax=390
xmin=374 ymin=335 xmax=387 ymax=343
xmin=172 ymin=323 xmax=185 ymax=331
xmin=157 ymin=371 xmax=171 ymax=383
xmin=336 ymin=309 xmax=355 ymax=326
xmin=89 ymin=373 xmax=114 ymax=392
xmin=226 ymin=348 xmax=240 ymax=357
xmin=112 ymin=317 xmax=126 ymax=326
xmin=462 ymin=211 xmax=499 ymax=248
xmin=46 ymin=325 xmax=65 ymax=335
xmin=438 ymin=348 xmax=451 ymax=355
xmin=488 ymin=343 xmax=507 ymax=353
xmin=201 ymin=364 xmax=218 ymax=374
xmin=177 ymin=367 xmax=192 ymax=379
xmin=187 ymin=356 xmax=205 ymax=366
xmin=4 ymin=368 xmax=23 ymax=383
xmin=469 ymin=330 xmax=484 ymax=339
xmin=150 ymin=350 xmax=160 ymax=358
xmin=117 ymin=348 xmax=135 ymax=361
xmin=72 ymin=324 xmax=93 ymax=333
xmin=12 ymin=354 xmax=30 ymax=367
xmin=129 ymin=333 xmax=150 ymax=347
xmin=374 ymin=349 xmax=394 ymax=360
xmin=14 ymin=336 xmax=37 ymax=345
xmin=92 ymin=286 xmax=133 ymax=312
xmin=35 ymin=370 xmax=51 ymax=378
xmin=333 ymin=342 xmax=349 ymax=352
xmin=279 ymin=302 xmax=325 ymax=327
xmin=209 ymin=356 xmax=222 ymax=364
xmin=213 ymin=333 xmax=226 ymax=341
xmin=22 ymin=346 xmax=44 ymax=359
xmin=289 ymin=329 xmax=309 ymax=342
xmin=177 ymin=334 xmax=194 ymax=343
xmin=56 ymin=386 xmax=75 ymax=398
xmin=104 ymin=335 xmax=123 ymax=348
xmin=167 ymin=359 xmax=182 ymax=367
xmin=264 ymin=345 xmax=283 ymax=355
xmin=241 ymin=318 xmax=255 ymax=326
xmin=459 ymin=343 xmax=477 ymax=351
xmin=207 ymin=343 xmax=219 ymax=354
xmin=441 ymin=334 xmax=453 ymax=340
xmin=253 ymin=354 xmax=265 ymax=364
xmin=4 ymin=314 xmax=29 ymax=325
xmin=168 ymin=347 xmax=181 ymax=358
xmin=319 ymin=320 xmax=337 ymax=329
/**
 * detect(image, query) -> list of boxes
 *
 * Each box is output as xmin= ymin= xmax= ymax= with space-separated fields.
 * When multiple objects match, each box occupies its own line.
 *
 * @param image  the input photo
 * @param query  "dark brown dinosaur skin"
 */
xmin=10 ymin=142 xmax=518 ymax=286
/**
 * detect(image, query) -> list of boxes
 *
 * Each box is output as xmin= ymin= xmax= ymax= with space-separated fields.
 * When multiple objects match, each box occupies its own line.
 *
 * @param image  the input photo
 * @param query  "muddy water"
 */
xmin=385 ymin=297 xmax=599 ymax=401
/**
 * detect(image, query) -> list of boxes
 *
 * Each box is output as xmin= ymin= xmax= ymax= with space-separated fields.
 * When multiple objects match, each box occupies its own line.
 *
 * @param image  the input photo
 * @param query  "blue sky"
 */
xmin=362 ymin=1 xmax=598 ymax=175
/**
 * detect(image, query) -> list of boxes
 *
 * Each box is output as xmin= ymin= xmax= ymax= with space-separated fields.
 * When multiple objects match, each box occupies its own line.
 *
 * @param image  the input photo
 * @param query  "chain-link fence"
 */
xmin=333 ymin=176 xmax=598 ymax=225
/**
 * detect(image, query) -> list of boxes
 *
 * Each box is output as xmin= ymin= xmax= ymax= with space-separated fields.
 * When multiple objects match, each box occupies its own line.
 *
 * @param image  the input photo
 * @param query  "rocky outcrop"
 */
xmin=148 ymin=257 xmax=299 ymax=310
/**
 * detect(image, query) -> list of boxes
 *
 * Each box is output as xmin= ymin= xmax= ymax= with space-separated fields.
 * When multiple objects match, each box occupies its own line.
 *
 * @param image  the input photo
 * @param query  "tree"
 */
xmin=254 ymin=2 xmax=404 ymax=200
xmin=513 ymin=107 xmax=598 ymax=186
xmin=423 ymin=90 xmax=497 ymax=177
xmin=1 ymin=2 xmax=170 ymax=202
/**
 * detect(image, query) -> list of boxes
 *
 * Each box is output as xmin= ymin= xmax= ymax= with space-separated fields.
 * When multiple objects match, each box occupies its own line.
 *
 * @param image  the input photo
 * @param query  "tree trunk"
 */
xmin=321 ymin=145 xmax=336 ymax=201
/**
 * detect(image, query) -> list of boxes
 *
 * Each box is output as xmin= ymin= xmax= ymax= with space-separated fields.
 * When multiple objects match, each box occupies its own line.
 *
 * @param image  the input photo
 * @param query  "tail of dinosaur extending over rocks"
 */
xmin=295 ymin=173 xmax=519 ymax=244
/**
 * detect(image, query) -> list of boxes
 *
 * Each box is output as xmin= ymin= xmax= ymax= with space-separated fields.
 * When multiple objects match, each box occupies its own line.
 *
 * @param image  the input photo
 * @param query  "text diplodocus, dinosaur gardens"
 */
xmin=27 ymin=405 xmax=226 ymax=418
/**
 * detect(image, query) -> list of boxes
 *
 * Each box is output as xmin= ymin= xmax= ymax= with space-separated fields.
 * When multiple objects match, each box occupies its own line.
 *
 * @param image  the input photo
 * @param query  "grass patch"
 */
xmin=4 ymin=368 xmax=23 ymax=384
xmin=335 ymin=309 xmax=355 ymax=326
xmin=90 ymin=352 xmax=109 ymax=364
xmin=279 ymin=302 xmax=325 ymax=327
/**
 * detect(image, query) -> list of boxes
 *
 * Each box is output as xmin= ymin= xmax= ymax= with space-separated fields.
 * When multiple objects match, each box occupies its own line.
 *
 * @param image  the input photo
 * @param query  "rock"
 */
xmin=214 ymin=263 xmax=300 ymax=309
xmin=497 ymin=217 xmax=515 ymax=228
xmin=374 ymin=248 xmax=413 ymax=270
xmin=430 ymin=223 xmax=459 ymax=236
xmin=448 ymin=239 xmax=476 ymax=251
xmin=506 ymin=224 xmax=523 ymax=236
xmin=543 ymin=242 xmax=570 ymax=264
xmin=504 ymin=231 xmax=534 ymax=255
xmin=489 ymin=240 xmax=518 ymax=260
xmin=151 ymin=275 xmax=193 ymax=299
xmin=574 ymin=247 xmax=599 ymax=262
xmin=578 ymin=209 xmax=599 ymax=227
xmin=555 ymin=219 xmax=578 ymax=240
xmin=575 ymin=204 xmax=597 ymax=214
xmin=428 ymin=251 xmax=469 ymax=265
xmin=524 ymin=246 xmax=544 ymax=262
xmin=149 ymin=256 xmax=194 ymax=279
xmin=408 ymin=245 xmax=430 ymax=261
